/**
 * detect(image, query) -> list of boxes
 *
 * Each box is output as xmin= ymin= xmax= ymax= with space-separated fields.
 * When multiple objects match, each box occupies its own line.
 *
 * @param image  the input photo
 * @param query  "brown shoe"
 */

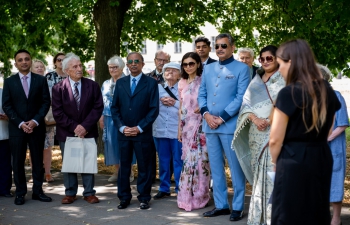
xmin=83 ymin=195 xmax=99 ymax=204
xmin=61 ymin=195 xmax=77 ymax=204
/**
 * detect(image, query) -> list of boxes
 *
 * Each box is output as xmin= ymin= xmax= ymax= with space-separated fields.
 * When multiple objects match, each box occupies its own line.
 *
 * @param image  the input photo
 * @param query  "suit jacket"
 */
xmin=207 ymin=57 xmax=217 ymax=65
xmin=146 ymin=69 xmax=164 ymax=85
xmin=52 ymin=77 xmax=103 ymax=142
xmin=252 ymin=65 xmax=259 ymax=79
xmin=2 ymin=73 xmax=50 ymax=137
xmin=111 ymin=74 xmax=159 ymax=142
xmin=198 ymin=56 xmax=250 ymax=134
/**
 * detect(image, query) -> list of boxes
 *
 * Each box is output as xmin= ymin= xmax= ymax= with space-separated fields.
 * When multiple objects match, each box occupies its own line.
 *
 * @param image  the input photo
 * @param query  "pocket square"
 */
xmin=225 ymin=75 xmax=235 ymax=79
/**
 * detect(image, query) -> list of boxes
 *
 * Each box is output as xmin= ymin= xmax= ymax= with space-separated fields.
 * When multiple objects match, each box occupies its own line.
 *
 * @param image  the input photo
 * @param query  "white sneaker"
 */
xmin=129 ymin=170 xmax=135 ymax=183
xmin=108 ymin=173 xmax=118 ymax=182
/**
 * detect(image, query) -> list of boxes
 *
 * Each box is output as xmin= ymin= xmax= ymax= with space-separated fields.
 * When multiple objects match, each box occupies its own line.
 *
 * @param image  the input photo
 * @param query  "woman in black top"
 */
xmin=269 ymin=39 xmax=341 ymax=225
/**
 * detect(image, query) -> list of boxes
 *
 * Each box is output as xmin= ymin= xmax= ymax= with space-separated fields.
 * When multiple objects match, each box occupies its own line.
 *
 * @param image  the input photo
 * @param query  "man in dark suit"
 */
xmin=52 ymin=53 xmax=103 ymax=205
xmin=111 ymin=52 xmax=159 ymax=210
xmin=195 ymin=37 xmax=217 ymax=66
xmin=2 ymin=49 xmax=51 ymax=205
xmin=237 ymin=47 xmax=258 ymax=79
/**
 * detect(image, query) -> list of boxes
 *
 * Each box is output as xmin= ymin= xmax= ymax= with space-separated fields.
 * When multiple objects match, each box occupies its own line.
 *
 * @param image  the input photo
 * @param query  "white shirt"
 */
xmin=68 ymin=76 xmax=81 ymax=98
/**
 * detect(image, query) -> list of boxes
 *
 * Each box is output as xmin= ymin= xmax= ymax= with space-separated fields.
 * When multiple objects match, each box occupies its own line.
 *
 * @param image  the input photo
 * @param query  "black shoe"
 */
xmin=153 ymin=191 xmax=170 ymax=200
xmin=1 ymin=193 xmax=13 ymax=198
xmin=118 ymin=200 xmax=130 ymax=209
xmin=14 ymin=195 xmax=25 ymax=205
xmin=203 ymin=208 xmax=231 ymax=217
xmin=32 ymin=193 xmax=52 ymax=202
xmin=139 ymin=200 xmax=150 ymax=209
xmin=229 ymin=210 xmax=244 ymax=221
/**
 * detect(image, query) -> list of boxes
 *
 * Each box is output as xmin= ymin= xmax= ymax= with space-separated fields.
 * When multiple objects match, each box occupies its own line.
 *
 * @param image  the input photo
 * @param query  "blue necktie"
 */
xmin=131 ymin=78 xmax=136 ymax=94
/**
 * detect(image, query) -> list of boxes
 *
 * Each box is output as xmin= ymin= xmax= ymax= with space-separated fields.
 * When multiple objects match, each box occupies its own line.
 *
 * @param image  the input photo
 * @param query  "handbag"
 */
xmin=45 ymin=106 xmax=56 ymax=125
xmin=61 ymin=137 xmax=98 ymax=174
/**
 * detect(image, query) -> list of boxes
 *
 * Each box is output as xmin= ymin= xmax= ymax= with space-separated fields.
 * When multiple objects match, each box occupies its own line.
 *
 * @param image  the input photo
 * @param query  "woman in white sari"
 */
xmin=232 ymin=45 xmax=285 ymax=225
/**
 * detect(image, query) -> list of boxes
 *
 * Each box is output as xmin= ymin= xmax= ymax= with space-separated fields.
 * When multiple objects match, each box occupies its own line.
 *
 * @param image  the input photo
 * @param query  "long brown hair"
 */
xmin=276 ymin=39 xmax=327 ymax=133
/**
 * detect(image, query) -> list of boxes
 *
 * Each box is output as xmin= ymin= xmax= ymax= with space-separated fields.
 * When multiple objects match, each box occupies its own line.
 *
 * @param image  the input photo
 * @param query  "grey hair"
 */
xmin=215 ymin=33 xmax=235 ymax=46
xmin=62 ymin=53 xmax=80 ymax=72
xmin=237 ymin=47 xmax=254 ymax=58
xmin=31 ymin=59 xmax=46 ymax=71
xmin=154 ymin=50 xmax=171 ymax=60
xmin=317 ymin=63 xmax=332 ymax=81
xmin=107 ymin=55 xmax=125 ymax=69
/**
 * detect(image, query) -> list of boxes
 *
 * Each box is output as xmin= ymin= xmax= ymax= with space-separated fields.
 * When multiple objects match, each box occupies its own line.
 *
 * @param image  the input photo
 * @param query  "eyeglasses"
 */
xmin=215 ymin=44 xmax=228 ymax=49
xmin=127 ymin=59 xmax=140 ymax=64
xmin=155 ymin=58 xmax=169 ymax=63
xmin=182 ymin=62 xmax=196 ymax=68
xmin=108 ymin=66 xmax=119 ymax=70
xmin=258 ymin=56 xmax=274 ymax=63
xmin=56 ymin=58 xmax=64 ymax=62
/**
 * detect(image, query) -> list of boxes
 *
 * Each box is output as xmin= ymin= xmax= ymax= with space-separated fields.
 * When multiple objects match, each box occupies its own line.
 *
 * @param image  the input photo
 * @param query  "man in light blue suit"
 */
xmin=198 ymin=33 xmax=250 ymax=221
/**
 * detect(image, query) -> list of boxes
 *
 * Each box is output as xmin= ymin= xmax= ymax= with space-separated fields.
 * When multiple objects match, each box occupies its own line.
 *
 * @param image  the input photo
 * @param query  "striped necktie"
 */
xmin=74 ymin=82 xmax=80 ymax=110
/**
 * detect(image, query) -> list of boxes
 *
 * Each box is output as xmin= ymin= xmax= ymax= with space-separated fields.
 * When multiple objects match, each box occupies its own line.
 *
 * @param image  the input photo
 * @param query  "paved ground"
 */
xmin=0 ymin=171 xmax=349 ymax=225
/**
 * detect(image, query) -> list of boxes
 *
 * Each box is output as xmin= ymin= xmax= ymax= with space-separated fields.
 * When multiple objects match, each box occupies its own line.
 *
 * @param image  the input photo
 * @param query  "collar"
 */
xmin=19 ymin=72 xmax=31 ymax=79
xmin=202 ymin=57 xmax=209 ymax=65
xmin=164 ymin=81 xmax=179 ymax=89
xmin=130 ymin=73 xmax=142 ymax=81
xmin=68 ymin=76 xmax=81 ymax=85
xmin=219 ymin=56 xmax=234 ymax=65
xmin=155 ymin=69 xmax=162 ymax=76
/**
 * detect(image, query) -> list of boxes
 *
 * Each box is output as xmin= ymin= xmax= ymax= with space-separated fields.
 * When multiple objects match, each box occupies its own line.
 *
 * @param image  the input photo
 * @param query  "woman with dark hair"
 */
xmin=177 ymin=52 xmax=210 ymax=211
xmin=232 ymin=45 xmax=285 ymax=225
xmin=269 ymin=39 xmax=341 ymax=225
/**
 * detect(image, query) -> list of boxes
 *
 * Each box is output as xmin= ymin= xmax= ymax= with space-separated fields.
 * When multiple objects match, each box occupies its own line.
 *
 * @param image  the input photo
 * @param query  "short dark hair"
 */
xmin=14 ymin=49 xmax=31 ymax=60
xmin=181 ymin=52 xmax=203 ymax=79
xmin=215 ymin=33 xmax=234 ymax=46
xmin=53 ymin=52 xmax=65 ymax=69
xmin=259 ymin=45 xmax=278 ymax=58
xmin=127 ymin=52 xmax=144 ymax=62
xmin=195 ymin=37 xmax=211 ymax=47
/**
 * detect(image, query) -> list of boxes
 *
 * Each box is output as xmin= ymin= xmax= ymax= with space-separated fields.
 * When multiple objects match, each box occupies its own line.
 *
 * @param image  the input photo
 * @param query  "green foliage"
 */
xmin=218 ymin=0 xmax=350 ymax=76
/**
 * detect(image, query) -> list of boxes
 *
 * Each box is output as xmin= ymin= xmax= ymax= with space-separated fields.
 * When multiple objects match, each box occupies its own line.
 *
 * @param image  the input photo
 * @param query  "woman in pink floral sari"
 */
xmin=177 ymin=52 xmax=210 ymax=211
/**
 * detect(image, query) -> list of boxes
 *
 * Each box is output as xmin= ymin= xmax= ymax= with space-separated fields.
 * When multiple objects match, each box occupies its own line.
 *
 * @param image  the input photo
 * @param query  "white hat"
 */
xmin=162 ymin=62 xmax=181 ymax=74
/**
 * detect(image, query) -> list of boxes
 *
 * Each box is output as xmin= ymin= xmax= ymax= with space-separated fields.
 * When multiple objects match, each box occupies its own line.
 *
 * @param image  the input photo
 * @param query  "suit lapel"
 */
xmin=28 ymin=73 xmax=36 ymax=99
xmin=63 ymin=78 xmax=79 ymax=114
xmin=132 ymin=74 xmax=147 ymax=97
xmin=79 ymin=78 xmax=89 ymax=113
xmin=14 ymin=73 xmax=28 ymax=99
xmin=121 ymin=76 xmax=131 ymax=97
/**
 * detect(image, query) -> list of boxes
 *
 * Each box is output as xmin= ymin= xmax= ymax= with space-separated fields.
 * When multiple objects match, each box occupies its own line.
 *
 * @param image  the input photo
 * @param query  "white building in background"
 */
xmin=139 ymin=22 xmax=220 ymax=73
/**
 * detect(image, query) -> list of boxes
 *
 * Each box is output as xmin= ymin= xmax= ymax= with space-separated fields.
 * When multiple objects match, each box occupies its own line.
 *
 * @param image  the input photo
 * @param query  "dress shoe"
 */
xmin=84 ymin=195 xmax=99 ymax=204
xmin=139 ymin=200 xmax=150 ymax=210
xmin=61 ymin=195 xmax=77 ymax=204
xmin=14 ymin=195 xmax=25 ymax=205
xmin=118 ymin=200 xmax=130 ymax=209
xmin=203 ymin=208 xmax=231 ymax=217
xmin=230 ymin=210 xmax=244 ymax=221
xmin=32 ymin=193 xmax=52 ymax=202
xmin=0 ymin=193 xmax=13 ymax=198
xmin=153 ymin=191 xmax=170 ymax=200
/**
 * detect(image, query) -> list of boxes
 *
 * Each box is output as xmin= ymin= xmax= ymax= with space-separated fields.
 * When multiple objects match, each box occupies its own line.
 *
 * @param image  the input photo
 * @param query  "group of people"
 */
xmin=0 ymin=32 xmax=347 ymax=225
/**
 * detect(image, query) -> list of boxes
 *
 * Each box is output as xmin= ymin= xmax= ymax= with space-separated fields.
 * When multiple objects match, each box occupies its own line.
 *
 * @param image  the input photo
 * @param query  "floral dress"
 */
xmin=177 ymin=76 xmax=210 ymax=211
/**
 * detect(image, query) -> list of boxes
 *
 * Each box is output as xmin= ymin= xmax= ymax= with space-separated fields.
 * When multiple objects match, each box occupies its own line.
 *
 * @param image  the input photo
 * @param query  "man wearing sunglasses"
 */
xmin=111 ymin=52 xmax=159 ymax=210
xmin=237 ymin=47 xmax=258 ymax=79
xmin=195 ymin=37 xmax=217 ymax=66
xmin=198 ymin=33 xmax=250 ymax=221
xmin=147 ymin=50 xmax=171 ymax=85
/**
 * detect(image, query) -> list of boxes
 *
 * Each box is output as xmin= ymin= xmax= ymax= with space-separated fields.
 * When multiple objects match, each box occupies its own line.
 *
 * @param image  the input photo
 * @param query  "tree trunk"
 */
xmin=93 ymin=0 xmax=133 ymax=155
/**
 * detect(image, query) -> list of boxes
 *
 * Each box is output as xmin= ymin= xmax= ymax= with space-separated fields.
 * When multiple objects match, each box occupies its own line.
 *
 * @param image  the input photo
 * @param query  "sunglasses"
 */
xmin=127 ymin=59 xmax=140 ymax=64
xmin=182 ymin=62 xmax=196 ymax=68
xmin=56 ymin=58 xmax=64 ymax=62
xmin=258 ymin=56 xmax=274 ymax=63
xmin=215 ymin=44 xmax=228 ymax=49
